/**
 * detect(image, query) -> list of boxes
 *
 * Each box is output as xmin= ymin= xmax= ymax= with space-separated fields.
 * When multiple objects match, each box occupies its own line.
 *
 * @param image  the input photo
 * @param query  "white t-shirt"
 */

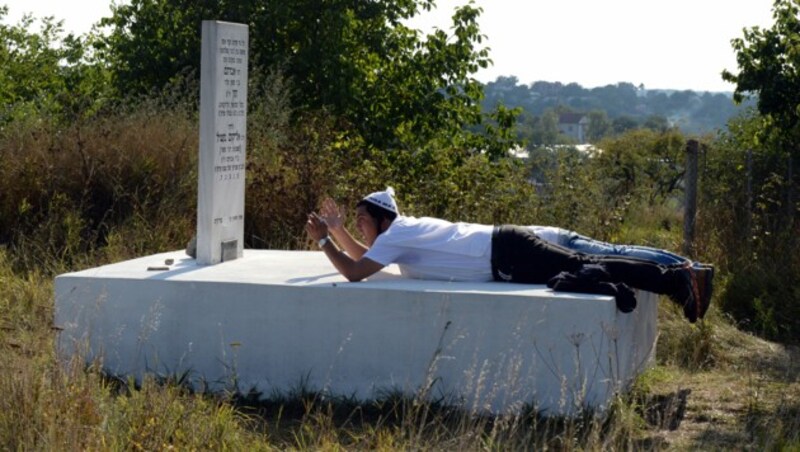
xmin=363 ymin=216 xmax=495 ymax=282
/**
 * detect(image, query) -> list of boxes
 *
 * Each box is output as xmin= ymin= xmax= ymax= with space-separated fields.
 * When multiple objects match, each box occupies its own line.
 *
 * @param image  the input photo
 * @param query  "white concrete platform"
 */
xmin=55 ymin=250 xmax=658 ymax=415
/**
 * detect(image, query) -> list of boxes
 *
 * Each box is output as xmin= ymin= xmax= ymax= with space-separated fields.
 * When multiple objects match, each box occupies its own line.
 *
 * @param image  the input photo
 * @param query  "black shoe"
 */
xmin=672 ymin=266 xmax=699 ymax=323
xmin=695 ymin=265 xmax=714 ymax=319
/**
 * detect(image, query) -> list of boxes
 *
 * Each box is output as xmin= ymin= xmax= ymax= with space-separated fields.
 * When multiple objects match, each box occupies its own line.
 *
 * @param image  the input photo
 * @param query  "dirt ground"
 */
xmin=643 ymin=336 xmax=800 ymax=450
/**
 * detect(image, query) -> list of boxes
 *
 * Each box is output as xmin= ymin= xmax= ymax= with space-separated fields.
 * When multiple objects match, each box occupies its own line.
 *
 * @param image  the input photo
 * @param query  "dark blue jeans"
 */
xmin=564 ymin=232 xmax=690 ymax=266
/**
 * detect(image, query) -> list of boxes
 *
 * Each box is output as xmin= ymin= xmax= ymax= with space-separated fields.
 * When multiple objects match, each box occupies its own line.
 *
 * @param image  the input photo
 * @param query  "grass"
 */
xmin=1 ymin=245 xmax=799 ymax=450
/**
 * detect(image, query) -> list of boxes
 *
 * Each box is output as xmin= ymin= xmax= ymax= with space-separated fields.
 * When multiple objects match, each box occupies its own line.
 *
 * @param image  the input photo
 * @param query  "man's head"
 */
xmin=355 ymin=187 xmax=398 ymax=246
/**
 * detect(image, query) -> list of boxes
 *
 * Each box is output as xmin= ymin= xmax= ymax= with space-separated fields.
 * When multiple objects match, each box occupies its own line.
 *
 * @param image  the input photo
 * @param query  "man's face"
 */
xmin=355 ymin=205 xmax=380 ymax=246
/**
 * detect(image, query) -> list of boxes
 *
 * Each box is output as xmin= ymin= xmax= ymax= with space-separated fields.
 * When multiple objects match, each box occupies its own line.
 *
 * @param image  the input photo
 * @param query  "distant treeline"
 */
xmin=481 ymin=76 xmax=756 ymax=143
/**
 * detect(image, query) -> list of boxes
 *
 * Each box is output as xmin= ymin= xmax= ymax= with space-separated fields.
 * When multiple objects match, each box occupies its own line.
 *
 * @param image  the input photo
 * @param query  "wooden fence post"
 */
xmin=746 ymin=149 xmax=753 ymax=239
xmin=788 ymin=153 xmax=794 ymax=223
xmin=683 ymin=140 xmax=699 ymax=258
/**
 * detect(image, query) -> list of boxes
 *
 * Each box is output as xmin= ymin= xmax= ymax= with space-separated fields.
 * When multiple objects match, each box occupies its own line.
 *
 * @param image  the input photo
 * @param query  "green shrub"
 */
xmin=698 ymin=112 xmax=800 ymax=344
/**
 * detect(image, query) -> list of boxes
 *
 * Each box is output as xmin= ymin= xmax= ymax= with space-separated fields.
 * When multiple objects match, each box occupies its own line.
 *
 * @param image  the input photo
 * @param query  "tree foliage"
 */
xmin=0 ymin=7 xmax=109 ymax=122
xmin=723 ymin=0 xmax=800 ymax=153
xmin=595 ymin=129 xmax=686 ymax=205
xmin=586 ymin=110 xmax=611 ymax=142
xmin=700 ymin=111 xmax=800 ymax=342
xmin=97 ymin=0 xmax=504 ymax=151
xmin=703 ymin=0 xmax=800 ymax=342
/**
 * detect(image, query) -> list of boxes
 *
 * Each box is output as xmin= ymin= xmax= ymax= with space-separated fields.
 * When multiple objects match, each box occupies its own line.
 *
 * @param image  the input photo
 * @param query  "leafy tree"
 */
xmin=0 ymin=8 xmax=61 ymax=107
xmin=722 ymin=0 xmax=799 ymax=225
xmin=723 ymin=0 xmax=800 ymax=150
xmin=533 ymin=109 xmax=561 ymax=145
xmin=590 ymin=83 xmax=638 ymax=117
xmin=0 ymin=7 xmax=110 ymax=122
xmin=586 ymin=110 xmax=611 ymax=141
xmin=97 ymin=0 xmax=505 ymax=151
xmin=702 ymin=111 xmax=800 ymax=342
xmin=611 ymin=115 xmax=639 ymax=135
xmin=595 ymin=128 xmax=686 ymax=204
xmin=642 ymin=115 xmax=670 ymax=132
xmin=483 ymin=75 xmax=530 ymax=109
xmin=703 ymin=0 xmax=800 ymax=342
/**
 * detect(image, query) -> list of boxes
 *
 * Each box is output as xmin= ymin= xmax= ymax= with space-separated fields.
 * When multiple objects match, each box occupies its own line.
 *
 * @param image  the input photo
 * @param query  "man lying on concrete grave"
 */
xmin=305 ymin=188 xmax=712 ymax=323
xmin=315 ymin=191 xmax=713 ymax=300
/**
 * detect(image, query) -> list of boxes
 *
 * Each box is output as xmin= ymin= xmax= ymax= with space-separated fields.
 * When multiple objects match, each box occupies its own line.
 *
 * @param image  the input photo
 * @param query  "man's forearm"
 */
xmin=320 ymin=240 xmax=382 ymax=282
xmin=328 ymin=227 xmax=368 ymax=259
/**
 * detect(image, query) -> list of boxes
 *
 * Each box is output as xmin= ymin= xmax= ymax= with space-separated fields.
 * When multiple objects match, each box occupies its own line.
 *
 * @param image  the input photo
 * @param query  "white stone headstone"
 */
xmin=197 ymin=21 xmax=249 ymax=265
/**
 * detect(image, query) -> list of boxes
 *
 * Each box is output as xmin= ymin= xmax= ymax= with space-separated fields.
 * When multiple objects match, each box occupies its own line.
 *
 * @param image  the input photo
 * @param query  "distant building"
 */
xmin=507 ymin=144 xmax=602 ymax=161
xmin=558 ymin=113 xmax=590 ymax=144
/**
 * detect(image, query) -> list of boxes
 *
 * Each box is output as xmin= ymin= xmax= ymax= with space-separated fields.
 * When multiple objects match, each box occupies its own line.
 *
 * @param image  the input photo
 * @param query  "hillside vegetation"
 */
xmin=482 ymin=78 xmax=755 ymax=140
xmin=1 ymin=0 xmax=799 ymax=449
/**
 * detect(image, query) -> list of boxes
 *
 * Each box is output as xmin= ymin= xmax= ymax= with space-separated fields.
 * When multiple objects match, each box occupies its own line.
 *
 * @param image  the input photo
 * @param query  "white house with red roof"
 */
xmin=558 ymin=113 xmax=590 ymax=143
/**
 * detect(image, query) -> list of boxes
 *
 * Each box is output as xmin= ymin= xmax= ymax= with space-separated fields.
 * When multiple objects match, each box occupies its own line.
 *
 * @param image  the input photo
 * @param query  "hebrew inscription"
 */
xmin=197 ymin=21 xmax=248 ymax=265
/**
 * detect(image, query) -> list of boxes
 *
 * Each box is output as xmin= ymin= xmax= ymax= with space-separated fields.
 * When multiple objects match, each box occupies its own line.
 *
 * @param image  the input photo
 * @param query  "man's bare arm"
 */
xmin=320 ymin=242 xmax=384 ymax=282
xmin=306 ymin=211 xmax=382 ymax=281
xmin=329 ymin=227 xmax=368 ymax=260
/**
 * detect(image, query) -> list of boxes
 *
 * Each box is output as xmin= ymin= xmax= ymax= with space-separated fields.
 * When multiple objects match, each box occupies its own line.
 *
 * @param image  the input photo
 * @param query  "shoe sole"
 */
xmin=682 ymin=263 xmax=700 ymax=323
xmin=698 ymin=266 xmax=714 ymax=319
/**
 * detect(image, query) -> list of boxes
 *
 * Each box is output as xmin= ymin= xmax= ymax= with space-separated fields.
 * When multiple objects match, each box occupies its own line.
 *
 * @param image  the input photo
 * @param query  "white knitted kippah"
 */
xmin=362 ymin=186 xmax=399 ymax=214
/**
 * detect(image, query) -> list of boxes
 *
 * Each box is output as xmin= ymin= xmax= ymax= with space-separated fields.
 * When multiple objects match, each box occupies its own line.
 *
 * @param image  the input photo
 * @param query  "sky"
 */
xmin=2 ymin=0 xmax=777 ymax=92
